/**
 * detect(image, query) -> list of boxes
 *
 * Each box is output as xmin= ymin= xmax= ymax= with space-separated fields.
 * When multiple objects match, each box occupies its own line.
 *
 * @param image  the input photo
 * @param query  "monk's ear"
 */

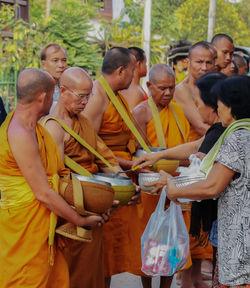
xmin=116 ymin=66 xmax=124 ymax=76
xmin=41 ymin=60 xmax=46 ymax=69
xmin=146 ymin=81 xmax=151 ymax=89
xmin=36 ymin=91 xmax=46 ymax=105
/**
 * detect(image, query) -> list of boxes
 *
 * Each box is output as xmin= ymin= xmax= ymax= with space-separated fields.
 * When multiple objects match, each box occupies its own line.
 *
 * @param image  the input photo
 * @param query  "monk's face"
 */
xmin=41 ymin=47 xmax=67 ymax=82
xmin=189 ymin=47 xmax=214 ymax=80
xmin=61 ymin=79 xmax=93 ymax=115
xmin=148 ymin=76 xmax=175 ymax=108
xmin=221 ymin=61 xmax=236 ymax=76
xmin=214 ymin=38 xmax=234 ymax=70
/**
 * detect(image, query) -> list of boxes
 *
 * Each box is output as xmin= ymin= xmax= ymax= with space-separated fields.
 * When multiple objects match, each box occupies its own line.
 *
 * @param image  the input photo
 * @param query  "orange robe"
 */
xmin=57 ymin=115 xmax=118 ymax=288
xmin=98 ymin=92 xmax=139 ymax=277
xmin=128 ymin=102 xmax=192 ymax=275
xmin=0 ymin=112 xmax=69 ymax=288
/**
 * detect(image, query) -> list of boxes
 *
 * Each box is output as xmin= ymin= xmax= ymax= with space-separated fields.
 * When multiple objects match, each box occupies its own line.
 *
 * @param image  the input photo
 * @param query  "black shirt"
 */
xmin=0 ymin=98 xmax=7 ymax=126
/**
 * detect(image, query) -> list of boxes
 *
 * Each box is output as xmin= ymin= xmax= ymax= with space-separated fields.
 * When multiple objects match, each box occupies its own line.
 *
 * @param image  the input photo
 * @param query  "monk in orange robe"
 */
xmin=83 ymin=47 xmax=146 ymax=288
xmin=174 ymin=41 xmax=216 ymax=142
xmin=44 ymin=67 xmax=120 ymax=288
xmin=0 ymin=69 xmax=103 ymax=288
xmin=122 ymin=47 xmax=148 ymax=110
xmin=132 ymin=64 xmax=190 ymax=287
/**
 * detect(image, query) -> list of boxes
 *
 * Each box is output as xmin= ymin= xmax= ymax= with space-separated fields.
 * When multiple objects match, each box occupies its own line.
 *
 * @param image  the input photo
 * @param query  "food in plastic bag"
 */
xmin=141 ymin=188 xmax=189 ymax=276
xmin=176 ymin=154 xmax=205 ymax=203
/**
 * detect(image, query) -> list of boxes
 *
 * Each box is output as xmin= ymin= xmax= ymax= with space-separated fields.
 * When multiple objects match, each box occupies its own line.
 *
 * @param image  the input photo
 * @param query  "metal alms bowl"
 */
xmin=138 ymin=172 xmax=160 ymax=192
xmin=93 ymin=173 xmax=136 ymax=206
xmin=59 ymin=173 xmax=114 ymax=215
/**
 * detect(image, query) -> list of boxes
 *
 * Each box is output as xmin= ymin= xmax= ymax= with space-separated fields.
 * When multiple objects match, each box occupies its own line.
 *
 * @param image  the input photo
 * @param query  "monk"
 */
xmin=233 ymin=54 xmax=248 ymax=75
xmin=44 ymin=67 xmax=121 ymax=288
xmin=174 ymin=41 xmax=215 ymax=142
xmin=40 ymin=43 xmax=67 ymax=109
xmin=211 ymin=34 xmax=234 ymax=72
xmin=122 ymin=47 xmax=148 ymax=110
xmin=83 ymin=47 xmax=143 ymax=288
xmin=0 ymin=68 xmax=103 ymax=288
xmin=132 ymin=64 xmax=190 ymax=288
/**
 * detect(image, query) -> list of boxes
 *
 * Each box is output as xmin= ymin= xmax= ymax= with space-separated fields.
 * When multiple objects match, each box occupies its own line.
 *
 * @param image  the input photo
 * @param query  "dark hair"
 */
xmin=212 ymin=75 xmax=250 ymax=119
xmin=128 ymin=47 xmax=145 ymax=62
xmin=102 ymin=47 xmax=133 ymax=74
xmin=188 ymin=41 xmax=213 ymax=58
xmin=211 ymin=33 xmax=234 ymax=44
xmin=234 ymin=54 xmax=247 ymax=69
xmin=40 ymin=43 xmax=66 ymax=61
xmin=17 ymin=68 xmax=54 ymax=103
xmin=195 ymin=72 xmax=227 ymax=111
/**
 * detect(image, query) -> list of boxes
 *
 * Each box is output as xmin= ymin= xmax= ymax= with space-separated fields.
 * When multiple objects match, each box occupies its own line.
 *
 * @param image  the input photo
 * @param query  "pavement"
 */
xmin=110 ymin=272 xmax=212 ymax=288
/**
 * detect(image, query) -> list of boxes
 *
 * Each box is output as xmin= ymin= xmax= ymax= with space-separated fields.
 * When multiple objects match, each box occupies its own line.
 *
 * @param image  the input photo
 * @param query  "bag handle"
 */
xmin=154 ymin=187 xmax=167 ymax=214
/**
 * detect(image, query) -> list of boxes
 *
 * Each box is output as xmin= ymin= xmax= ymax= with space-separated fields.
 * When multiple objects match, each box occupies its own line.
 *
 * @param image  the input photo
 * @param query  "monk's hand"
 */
xmin=132 ymin=153 xmax=161 ymax=170
xmin=127 ymin=185 xmax=141 ymax=205
xmin=144 ymin=170 xmax=172 ymax=194
xmin=80 ymin=215 xmax=103 ymax=228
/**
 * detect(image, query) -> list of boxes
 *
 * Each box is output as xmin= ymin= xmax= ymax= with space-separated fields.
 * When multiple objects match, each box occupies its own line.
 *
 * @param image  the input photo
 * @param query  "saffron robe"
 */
xmin=56 ymin=114 xmax=118 ymax=288
xmin=98 ymin=92 xmax=139 ymax=277
xmin=0 ymin=112 xmax=69 ymax=288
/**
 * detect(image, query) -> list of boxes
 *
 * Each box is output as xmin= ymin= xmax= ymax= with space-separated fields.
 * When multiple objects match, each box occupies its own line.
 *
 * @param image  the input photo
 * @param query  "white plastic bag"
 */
xmin=141 ymin=187 xmax=189 ymax=276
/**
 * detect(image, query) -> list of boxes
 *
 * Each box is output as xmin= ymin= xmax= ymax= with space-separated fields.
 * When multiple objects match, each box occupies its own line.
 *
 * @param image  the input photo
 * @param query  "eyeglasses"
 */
xmin=62 ymin=85 xmax=92 ymax=100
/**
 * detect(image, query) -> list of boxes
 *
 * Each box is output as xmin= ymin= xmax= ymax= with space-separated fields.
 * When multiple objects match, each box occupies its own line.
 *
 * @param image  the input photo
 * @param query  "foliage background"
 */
xmin=0 ymin=0 xmax=249 ymax=77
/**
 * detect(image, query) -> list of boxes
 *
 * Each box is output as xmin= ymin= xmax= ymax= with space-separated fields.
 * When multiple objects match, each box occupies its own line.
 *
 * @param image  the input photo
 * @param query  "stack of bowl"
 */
xmin=93 ymin=173 xmax=136 ymax=206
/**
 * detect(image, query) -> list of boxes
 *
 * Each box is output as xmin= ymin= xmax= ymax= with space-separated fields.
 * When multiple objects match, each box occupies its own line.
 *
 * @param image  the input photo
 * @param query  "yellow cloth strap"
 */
xmin=64 ymin=155 xmax=93 ymax=178
xmin=169 ymin=103 xmax=187 ymax=143
xmin=71 ymin=173 xmax=85 ymax=215
xmin=43 ymin=117 xmax=116 ymax=174
xmin=98 ymin=75 xmax=151 ymax=153
xmin=148 ymin=96 xmax=167 ymax=148
xmin=47 ymin=173 xmax=60 ymax=266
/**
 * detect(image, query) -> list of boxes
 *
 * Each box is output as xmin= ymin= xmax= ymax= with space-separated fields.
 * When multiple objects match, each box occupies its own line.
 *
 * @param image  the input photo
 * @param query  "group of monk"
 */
xmin=0 ymin=32 xmax=249 ymax=288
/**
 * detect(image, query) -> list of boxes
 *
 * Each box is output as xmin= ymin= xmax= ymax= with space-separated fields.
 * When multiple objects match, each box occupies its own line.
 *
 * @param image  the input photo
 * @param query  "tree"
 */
xmin=176 ymin=0 xmax=250 ymax=46
xmin=0 ymin=1 xmax=102 ymax=75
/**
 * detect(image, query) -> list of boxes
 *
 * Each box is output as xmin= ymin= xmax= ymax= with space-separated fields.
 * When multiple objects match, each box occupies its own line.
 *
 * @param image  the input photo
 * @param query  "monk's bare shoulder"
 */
xmin=174 ymin=79 xmax=193 ymax=105
xmin=83 ymin=80 xmax=110 ymax=132
xmin=132 ymin=100 xmax=152 ymax=124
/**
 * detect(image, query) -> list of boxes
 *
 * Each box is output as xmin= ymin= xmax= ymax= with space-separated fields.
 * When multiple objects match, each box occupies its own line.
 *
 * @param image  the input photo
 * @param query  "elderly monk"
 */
xmin=83 ymin=47 xmax=143 ymax=288
xmin=132 ymin=64 xmax=190 ymax=288
xmin=122 ymin=47 xmax=148 ymax=110
xmin=44 ymin=67 xmax=120 ymax=288
xmin=174 ymin=41 xmax=215 ymax=142
xmin=0 ymin=68 xmax=103 ymax=288
xmin=211 ymin=34 xmax=234 ymax=72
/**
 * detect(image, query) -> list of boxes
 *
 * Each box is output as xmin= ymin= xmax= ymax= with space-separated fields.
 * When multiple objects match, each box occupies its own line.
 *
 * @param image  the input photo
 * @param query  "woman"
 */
xmin=150 ymin=75 xmax=250 ymax=288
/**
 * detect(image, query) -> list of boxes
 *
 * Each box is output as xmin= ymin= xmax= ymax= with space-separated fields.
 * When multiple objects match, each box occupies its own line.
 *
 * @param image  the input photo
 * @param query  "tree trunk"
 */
xmin=207 ymin=0 xmax=216 ymax=42
xmin=46 ymin=0 xmax=51 ymax=18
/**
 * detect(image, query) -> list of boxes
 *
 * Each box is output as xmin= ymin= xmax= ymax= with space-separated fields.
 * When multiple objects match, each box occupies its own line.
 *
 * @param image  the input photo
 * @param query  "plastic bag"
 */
xmin=141 ymin=188 xmax=189 ymax=276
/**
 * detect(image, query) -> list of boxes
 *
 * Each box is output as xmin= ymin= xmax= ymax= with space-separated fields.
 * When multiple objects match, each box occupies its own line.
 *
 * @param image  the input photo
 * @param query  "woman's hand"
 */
xmin=132 ymin=152 xmax=162 ymax=170
xmin=143 ymin=170 xmax=171 ymax=194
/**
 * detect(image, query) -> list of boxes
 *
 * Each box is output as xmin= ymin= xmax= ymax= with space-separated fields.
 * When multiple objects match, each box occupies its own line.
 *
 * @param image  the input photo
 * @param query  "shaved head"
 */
xmin=17 ymin=68 xmax=55 ymax=103
xmin=149 ymin=64 xmax=175 ymax=83
xmin=60 ymin=67 xmax=92 ymax=89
